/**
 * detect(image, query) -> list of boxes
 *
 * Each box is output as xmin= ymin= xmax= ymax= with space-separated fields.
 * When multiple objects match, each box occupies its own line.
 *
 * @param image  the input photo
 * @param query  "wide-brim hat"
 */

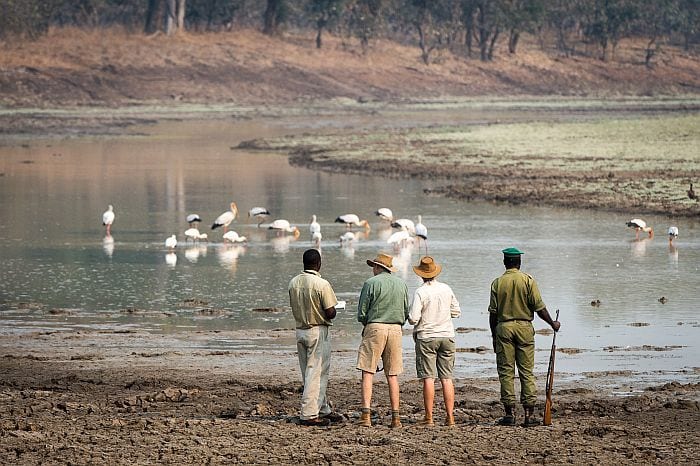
xmin=366 ymin=253 xmax=396 ymax=272
xmin=413 ymin=256 xmax=442 ymax=279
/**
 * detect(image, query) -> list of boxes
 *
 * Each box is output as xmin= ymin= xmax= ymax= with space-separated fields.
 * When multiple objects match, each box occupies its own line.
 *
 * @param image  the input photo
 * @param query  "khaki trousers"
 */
xmin=495 ymin=320 xmax=536 ymax=407
xmin=296 ymin=325 xmax=332 ymax=420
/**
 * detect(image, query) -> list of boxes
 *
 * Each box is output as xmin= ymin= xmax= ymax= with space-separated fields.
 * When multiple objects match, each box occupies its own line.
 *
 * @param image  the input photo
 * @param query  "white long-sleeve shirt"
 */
xmin=408 ymin=280 xmax=461 ymax=339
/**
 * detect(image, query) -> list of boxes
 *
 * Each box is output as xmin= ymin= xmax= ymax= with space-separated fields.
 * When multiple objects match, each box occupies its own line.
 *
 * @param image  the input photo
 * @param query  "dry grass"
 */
xmin=0 ymin=27 xmax=699 ymax=107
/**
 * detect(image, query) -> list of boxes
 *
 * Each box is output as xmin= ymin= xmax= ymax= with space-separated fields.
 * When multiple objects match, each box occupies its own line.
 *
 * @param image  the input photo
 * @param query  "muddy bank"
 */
xmin=1 ymin=330 xmax=699 ymax=464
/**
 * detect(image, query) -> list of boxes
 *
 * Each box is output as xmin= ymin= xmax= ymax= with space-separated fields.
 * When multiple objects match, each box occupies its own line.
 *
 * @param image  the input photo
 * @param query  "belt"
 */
xmin=499 ymin=319 xmax=532 ymax=323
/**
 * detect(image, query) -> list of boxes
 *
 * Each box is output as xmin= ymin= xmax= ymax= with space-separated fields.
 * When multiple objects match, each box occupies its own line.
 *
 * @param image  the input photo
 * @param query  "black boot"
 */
xmin=522 ymin=405 xmax=540 ymax=427
xmin=497 ymin=405 xmax=516 ymax=426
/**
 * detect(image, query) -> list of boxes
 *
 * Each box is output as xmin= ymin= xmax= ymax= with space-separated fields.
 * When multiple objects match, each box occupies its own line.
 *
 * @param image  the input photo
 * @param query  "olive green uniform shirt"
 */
xmin=289 ymin=270 xmax=338 ymax=329
xmin=357 ymin=271 xmax=409 ymax=326
xmin=488 ymin=268 xmax=546 ymax=322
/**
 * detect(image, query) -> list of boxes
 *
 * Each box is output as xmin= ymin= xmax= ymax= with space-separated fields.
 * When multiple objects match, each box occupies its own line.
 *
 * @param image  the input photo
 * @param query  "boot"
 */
xmin=358 ymin=408 xmax=371 ymax=427
xmin=390 ymin=410 xmax=402 ymax=428
xmin=523 ymin=405 xmax=540 ymax=427
xmin=496 ymin=405 xmax=516 ymax=426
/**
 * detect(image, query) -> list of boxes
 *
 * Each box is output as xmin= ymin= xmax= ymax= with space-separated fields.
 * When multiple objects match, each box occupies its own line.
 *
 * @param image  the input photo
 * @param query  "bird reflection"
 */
xmin=185 ymin=245 xmax=207 ymax=263
xmin=376 ymin=225 xmax=393 ymax=241
xmin=392 ymin=247 xmax=413 ymax=280
xmin=217 ymin=244 xmax=245 ymax=271
xmin=165 ymin=252 xmax=177 ymax=266
xmin=341 ymin=243 xmax=355 ymax=259
xmin=102 ymin=234 xmax=114 ymax=257
xmin=271 ymin=234 xmax=297 ymax=253
xmin=668 ymin=244 xmax=679 ymax=265
xmin=630 ymin=238 xmax=649 ymax=257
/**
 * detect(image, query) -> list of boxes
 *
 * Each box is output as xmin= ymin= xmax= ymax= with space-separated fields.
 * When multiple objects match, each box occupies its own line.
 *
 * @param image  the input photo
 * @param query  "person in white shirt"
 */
xmin=408 ymin=256 xmax=461 ymax=427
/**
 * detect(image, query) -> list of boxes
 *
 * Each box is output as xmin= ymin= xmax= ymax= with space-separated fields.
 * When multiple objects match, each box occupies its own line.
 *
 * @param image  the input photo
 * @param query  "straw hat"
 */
xmin=413 ymin=256 xmax=442 ymax=279
xmin=366 ymin=253 xmax=396 ymax=273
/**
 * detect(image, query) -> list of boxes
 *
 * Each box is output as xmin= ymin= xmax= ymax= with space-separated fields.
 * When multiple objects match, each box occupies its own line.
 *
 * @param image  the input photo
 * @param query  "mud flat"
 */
xmin=1 ymin=329 xmax=699 ymax=464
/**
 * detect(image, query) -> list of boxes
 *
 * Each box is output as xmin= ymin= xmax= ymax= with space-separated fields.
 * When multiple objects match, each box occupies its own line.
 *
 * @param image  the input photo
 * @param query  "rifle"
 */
xmin=543 ymin=309 xmax=560 ymax=426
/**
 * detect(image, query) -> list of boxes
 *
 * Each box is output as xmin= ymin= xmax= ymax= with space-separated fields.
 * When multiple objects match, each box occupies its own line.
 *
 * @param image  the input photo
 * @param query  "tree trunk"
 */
xmin=478 ymin=7 xmax=489 ymax=61
xmin=316 ymin=27 xmax=323 ymax=48
xmin=145 ymin=0 xmax=163 ymax=34
xmin=418 ymin=23 xmax=430 ymax=64
xmin=164 ymin=0 xmax=176 ymax=35
xmin=465 ymin=17 xmax=473 ymax=58
xmin=176 ymin=0 xmax=186 ymax=31
xmin=487 ymin=28 xmax=499 ymax=61
xmin=263 ymin=0 xmax=280 ymax=35
xmin=508 ymin=29 xmax=519 ymax=54
xmin=645 ymin=35 xmax=657 ymax=68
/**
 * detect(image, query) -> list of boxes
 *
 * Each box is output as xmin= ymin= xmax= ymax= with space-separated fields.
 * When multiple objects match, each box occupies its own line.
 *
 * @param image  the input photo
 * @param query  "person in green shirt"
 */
xmin=488 ymin=247 xmax=560 ymax=427
xmin=356 ymin=252 xmax=409 ymax=428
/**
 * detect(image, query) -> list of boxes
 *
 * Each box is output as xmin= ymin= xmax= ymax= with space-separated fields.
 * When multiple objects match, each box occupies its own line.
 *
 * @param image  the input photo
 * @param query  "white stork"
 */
xmin=223 ymin=230 xmax=247 ymax=243
xmin=165 ymin=234 xmax=177 ymax=250
xmin=668 ymin=226 xmax=679 ymax=244
xmin=335 ymin=214 xmax=370 ymax=230
xmin=391 ymin=218 xmax=415 ymax=234
xmin=186 ymin=213 xmax=202 ymax=228
xmin=626 ymin=218 xmax=654 ymax=239
xmin=102 ymin=205 xmax=115 ymax=234
xmin=211 ymin=202 xmax=239 ymax=232
xmin=375 ymin=208 xmax=393 ymax=222
xmin=269 ymin=219 xmax=300 ymax=237
xmin=248 ymin=207 xmax=270 ymax=227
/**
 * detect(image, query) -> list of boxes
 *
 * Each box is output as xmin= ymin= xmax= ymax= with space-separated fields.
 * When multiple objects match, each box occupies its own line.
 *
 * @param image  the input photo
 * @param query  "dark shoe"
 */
xmin=522 ymin=417 xmax=541 ymax=428
xmin=321 ymin=412 xmax=345 ymax=423
xmin=496 ymin=415 xmax=516 ymax=426
xmin=300 ymin=417 xmax=331 ymax=427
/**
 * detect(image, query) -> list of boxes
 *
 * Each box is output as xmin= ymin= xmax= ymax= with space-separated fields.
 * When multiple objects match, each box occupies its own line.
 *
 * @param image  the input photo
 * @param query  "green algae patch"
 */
xmin=238 ymin=109 xmax=700 ymax=217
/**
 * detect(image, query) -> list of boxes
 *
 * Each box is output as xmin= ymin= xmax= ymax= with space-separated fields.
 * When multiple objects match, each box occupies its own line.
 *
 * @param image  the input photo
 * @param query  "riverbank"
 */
xmin=1 ymin=328 xmax=698 ymax=464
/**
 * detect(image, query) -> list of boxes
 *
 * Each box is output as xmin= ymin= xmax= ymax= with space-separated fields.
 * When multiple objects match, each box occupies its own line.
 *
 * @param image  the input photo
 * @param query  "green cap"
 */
xmin=502 ymin=247 xmax=524 ymax=256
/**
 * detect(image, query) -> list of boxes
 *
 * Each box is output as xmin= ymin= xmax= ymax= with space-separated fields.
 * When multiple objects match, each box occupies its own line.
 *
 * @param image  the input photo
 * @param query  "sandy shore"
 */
xmin=1 ymin=329 xmax=698 ymax=464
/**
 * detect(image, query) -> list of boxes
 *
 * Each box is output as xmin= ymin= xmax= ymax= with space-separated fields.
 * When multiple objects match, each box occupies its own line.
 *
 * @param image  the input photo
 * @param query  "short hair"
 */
xmin=504 ymin=255 xmax=521 ymax=269
xmin=303 ymin=249 xmax=321 ymax=269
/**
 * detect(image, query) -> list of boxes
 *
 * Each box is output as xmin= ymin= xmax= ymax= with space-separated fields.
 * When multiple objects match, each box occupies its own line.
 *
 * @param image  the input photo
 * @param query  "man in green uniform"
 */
xmin=488 ymin=247 xmax=560 ymax=427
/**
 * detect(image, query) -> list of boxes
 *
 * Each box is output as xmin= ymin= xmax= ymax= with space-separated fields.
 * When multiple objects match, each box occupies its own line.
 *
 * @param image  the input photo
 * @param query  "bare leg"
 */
xmin=361 ymin=371 xmax=373 ymax=409
xmin=386 ymin=374 xmax=400 ymax=411
xmin=441 ymin=378 xmax=455 ymax=423
xmin=422 ymin=378 xmax=434 ymax=420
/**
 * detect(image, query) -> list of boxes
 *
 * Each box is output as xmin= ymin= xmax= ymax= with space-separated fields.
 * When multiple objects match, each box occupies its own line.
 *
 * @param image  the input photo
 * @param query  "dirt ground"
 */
xmin=1 ymin=329 xmax=699 ymax=465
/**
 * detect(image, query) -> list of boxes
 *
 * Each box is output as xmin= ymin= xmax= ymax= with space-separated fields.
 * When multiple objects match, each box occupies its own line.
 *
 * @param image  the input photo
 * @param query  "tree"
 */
xmin=582 ymin=0 xmax=639 ymax=61
xmin=500 ymin=0 xmax=544 ymax=53
xmin=307 ymin=0 xmax=346 ymax=48
xmin=678 ymin=0 xmax=699 ymax=51
xmin=400 ymin=0 xmax=456 ymax=64
xmin=263 ymin=0 xmax=287 ymax=35
xmin=346 ymin=0 xmax=384 ymax=53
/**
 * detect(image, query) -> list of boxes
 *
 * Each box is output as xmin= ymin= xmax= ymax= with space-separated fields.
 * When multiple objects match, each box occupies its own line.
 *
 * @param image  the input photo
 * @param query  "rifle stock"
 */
xmin=543 ymin=309 xmax=560 ymax=426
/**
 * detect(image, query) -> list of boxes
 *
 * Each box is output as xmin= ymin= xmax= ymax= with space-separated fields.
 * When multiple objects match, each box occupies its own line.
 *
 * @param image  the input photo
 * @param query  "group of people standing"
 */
xmin=288 ymin=247 xmax=560 ymax=428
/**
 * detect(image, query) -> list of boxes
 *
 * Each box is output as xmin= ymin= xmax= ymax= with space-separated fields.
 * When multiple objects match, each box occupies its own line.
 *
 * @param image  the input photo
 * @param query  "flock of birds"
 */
xmin=101 ymin=202 xmax=431 ymax=262
xmin=102 ymin=201 xmax=685 ymax=267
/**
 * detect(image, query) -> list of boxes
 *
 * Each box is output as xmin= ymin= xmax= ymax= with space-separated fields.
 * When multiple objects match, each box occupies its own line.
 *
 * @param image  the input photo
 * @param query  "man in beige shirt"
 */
xmin=288 ymin=249 xmax=342 ymax=426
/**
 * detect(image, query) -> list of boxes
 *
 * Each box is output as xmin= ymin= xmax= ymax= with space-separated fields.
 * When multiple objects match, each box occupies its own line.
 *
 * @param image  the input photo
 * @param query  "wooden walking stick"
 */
xmin=543 ymin=309 xmax=560 ymax=426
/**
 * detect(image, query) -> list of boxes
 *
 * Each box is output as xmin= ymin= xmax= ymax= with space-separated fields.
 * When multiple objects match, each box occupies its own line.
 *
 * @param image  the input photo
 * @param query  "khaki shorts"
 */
xmin=356 ymin=323 xmax=404 ymax=376
xmin=415 ymin=337 xmax=455 ymax=380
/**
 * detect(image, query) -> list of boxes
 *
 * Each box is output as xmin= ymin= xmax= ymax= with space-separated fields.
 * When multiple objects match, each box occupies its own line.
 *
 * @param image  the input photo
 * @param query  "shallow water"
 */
xmin=1 ymin=117 xmax=698 ymax=383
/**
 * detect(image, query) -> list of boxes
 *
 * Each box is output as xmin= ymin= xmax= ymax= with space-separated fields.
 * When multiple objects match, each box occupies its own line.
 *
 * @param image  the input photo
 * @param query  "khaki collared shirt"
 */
xmin=288 ymin=270 xmax=338 ymax=329
xmin=488 ymin=268 xmax=546 ymax=322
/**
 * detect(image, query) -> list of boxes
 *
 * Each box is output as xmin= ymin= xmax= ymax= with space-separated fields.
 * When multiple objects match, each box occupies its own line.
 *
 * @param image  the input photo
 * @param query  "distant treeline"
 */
xmin=1 ymin=0 xmax=698 ymax=66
